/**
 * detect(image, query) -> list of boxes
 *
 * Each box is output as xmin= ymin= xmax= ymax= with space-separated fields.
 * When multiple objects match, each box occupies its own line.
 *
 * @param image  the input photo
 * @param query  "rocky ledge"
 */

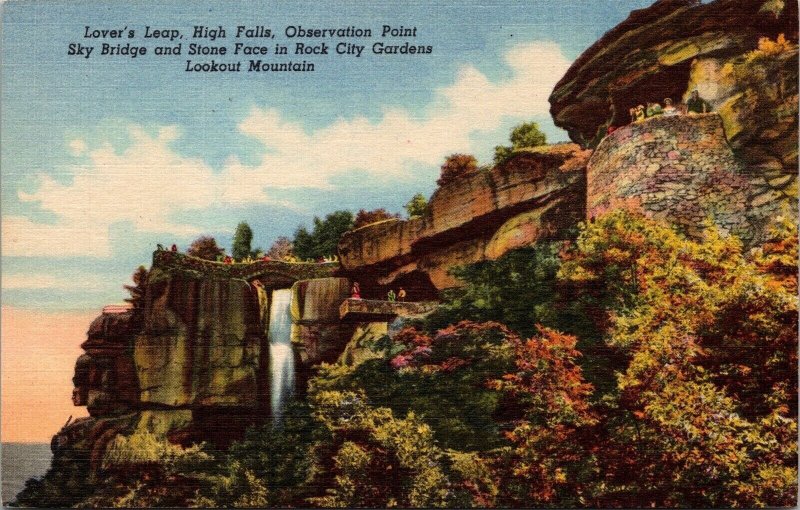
xmin=337 ymin=144 xmax=592 ymax=293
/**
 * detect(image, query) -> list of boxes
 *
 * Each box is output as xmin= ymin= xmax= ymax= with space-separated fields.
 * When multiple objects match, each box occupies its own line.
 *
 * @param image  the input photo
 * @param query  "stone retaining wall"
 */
xmin=587 ymin=113 xmax=779 ymax=244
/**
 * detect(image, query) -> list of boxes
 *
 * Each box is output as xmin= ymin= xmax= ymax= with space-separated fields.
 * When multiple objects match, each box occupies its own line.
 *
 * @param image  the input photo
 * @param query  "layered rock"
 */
xmin=291 ymin=277 xmax=353 ymax=366
xmin=338 ymin=144 xmax=591 ymax=293
xmin=550 ymin=0 xmax=796 ymax=143
xmin=67 ymin=253 xmax=348 ymax=455
xmin=135 ymin=271 xmax=263 ymax=408
xmin=549 ymin=0 xmax=798 ymax=201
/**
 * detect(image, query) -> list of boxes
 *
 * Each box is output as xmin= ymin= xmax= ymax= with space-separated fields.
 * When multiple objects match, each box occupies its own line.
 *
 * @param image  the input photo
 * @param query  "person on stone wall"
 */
xmin=662 ymin=98 xmax=678 ymax=116
xmin=633 ymin=105 xmax=646 ymax=122
xmin=398 ymin=287 xmax=407 ymax=302
xmin=646 ymin=101 xmax=663 ymax=117
xmin=686 ymin=89 xmax=711 ymax=114
xmin=351 ymin=281 xmax=361 ymax=299
xmin=387 ymin=289 xmax=396 ymax=302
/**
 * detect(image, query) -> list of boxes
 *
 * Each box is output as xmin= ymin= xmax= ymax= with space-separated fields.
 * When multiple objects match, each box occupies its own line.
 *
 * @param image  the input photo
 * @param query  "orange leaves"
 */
xmin=493 ymin=326 xmax=595 ymax=430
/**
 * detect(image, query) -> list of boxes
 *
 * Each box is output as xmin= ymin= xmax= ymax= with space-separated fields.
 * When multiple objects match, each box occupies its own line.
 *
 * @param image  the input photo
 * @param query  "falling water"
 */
xmin=268 ymin=288 xmax=294 ymax=424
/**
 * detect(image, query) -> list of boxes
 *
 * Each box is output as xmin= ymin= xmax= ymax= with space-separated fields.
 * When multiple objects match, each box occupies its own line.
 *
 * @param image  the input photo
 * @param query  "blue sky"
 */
xmin=1 ymin=0 xmax=653 ymax=311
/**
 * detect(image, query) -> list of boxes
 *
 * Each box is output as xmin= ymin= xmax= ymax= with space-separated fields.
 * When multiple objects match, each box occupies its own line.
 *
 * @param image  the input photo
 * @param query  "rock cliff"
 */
xmin=338 ymin=144 xmax=591 ymax=293
xmin=68 ymin=252 xmax=342 ymax=453
xmin=29 ymin=2 xmax=796 ymax=504
xmin=549 ymin=0 xmax=797 ymax=200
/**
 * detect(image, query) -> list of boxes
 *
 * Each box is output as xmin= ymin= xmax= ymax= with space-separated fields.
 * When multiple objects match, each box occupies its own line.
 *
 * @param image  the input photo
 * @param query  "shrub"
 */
xmin=405 ymin=193 xmax=429 ymax=218
xmin=265 ymin=236 xmax=294 ymax=260
xmin=494 ymin=121 xmax=547 ymax=165
xmin=438 ymin=153 xmax=479 ymax=186
xmin=353 ymin=208 xmax=399 ymax=229
xmin=187 ymin=235 xmax=225 ymax=260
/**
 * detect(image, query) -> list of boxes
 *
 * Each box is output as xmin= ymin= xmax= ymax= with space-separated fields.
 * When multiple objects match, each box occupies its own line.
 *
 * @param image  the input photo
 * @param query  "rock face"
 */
xmin=550 ymin=0 xmax=796 ymax=143
xmin=69 ymin=253 xmax=345 ymax=453
xmin=549 ymin=0 xmax=798 ymax=201
xmin=291 ymin=277 xmax=353 ymax=366
xmin=338 ymin=144 xmax=591 ymax=293
xmin=587 ymin=113 xmax=778 ymax=244
xmin=136 ymin=272 xmax=263 ymax=408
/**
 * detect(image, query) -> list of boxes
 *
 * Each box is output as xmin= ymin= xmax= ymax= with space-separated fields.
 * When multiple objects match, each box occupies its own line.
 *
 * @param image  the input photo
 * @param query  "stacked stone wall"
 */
xmin=587 ymin=113 xmax=779 ymax=244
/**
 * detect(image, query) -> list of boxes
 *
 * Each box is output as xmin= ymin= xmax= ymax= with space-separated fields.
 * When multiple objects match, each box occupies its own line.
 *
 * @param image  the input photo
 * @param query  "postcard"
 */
xmin=1 ymin=0 xmax=797 ymax=507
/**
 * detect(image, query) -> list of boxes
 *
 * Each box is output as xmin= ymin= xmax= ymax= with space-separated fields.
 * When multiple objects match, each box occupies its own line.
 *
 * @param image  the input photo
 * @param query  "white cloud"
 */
xmin=5 ymin=40 xmax=570 ymax=258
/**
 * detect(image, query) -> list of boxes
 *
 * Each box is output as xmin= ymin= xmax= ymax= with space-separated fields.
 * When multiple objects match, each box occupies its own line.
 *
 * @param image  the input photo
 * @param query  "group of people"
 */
xmin=627 ymin=90 xmax=712 ymax=125
xmin=350 ymin=282 xmax=407 ymax=302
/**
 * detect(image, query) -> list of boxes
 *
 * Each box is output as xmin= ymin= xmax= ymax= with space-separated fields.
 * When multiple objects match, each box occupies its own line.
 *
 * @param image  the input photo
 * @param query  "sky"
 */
xmin=1 ymin=0 xmax=654 ymax=442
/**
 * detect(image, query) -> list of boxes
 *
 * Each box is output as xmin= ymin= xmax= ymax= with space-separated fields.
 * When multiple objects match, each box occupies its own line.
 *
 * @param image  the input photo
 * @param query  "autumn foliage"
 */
xmin=24 ymin=210 xmax=796 ymax=508
xmin=437 ymin=153 xmax=479 ymax=186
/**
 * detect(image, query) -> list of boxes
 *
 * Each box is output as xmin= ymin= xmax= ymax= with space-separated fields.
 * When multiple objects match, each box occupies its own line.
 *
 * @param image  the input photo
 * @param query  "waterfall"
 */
xmin=268 ymin=288 xmax=294 ymax=424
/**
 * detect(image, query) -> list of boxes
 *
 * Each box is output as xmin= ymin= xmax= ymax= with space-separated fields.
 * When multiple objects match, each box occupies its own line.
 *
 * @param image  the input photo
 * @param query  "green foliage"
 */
xmin=493 ymin=121 xmax=547 ymax=165
xmin=232 ymin=221 xmax=254 ymax=260
xmin=293 ymin=210 xmax=354 ymax=260
xmin=425 ymin=244 xmax=563 ymax=339
xmin=312 ymin=321 xmax=517 ymax=452
xmin=192 ymin=402 xmax=316 ymax=508
xmin=405 ymin=192 xmax=429 ymax=218
xmin=306 ymin=390 xmax=453 ymax=508
xmin=187 ymin=235 xmax=225 ymax=260
xmin=102 ymin=431 xmax=210 ymax=470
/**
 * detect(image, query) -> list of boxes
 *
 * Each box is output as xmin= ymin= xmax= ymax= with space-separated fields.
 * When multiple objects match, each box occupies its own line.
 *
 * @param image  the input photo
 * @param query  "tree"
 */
xmin=293 ymin=210 xmax=354 ymax=260
xmin=404 ymin=193 xmax=429 ymax=218
xmin=266 ymin=236 xmax=294 ymax=260
xmin=424 ymin=244 xmax=563 ymax=339
xmin=306 ymin=390 xmax=452 ymax=508
xmin=232 ymin=222 xmax=253 ymax=261
xmin=489 ymin=327 xmax=597 ymax=507
xmin=353 ymin=208 xmax=398 ymax=229
xmin=494 ymin=121 xmax=547 ymax=165
xmin=558 ymin=209 xmax=798 ymax=507
xmin=187 ymin=235 xmax=225 ymax=260
xmin=124 ymin=266 xmax=148 ymax=310
xmin=438 ymin=153 xmax=479 ymax=187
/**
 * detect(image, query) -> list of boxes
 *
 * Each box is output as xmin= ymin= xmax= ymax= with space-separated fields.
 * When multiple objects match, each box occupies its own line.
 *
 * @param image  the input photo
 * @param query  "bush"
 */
xmin=265 ymin=236 xmax=294 ymax=260
xmin=438 ymin=153 xmax=479 ymax=186
xmin=306 ymin=390 xmax=452 ymax=508
xmin=293 ymin=210 xmax=354 ymax=260
xmin=353 ymin=208 xmax=399 ymax=229
xmin=187 ymin=235 xmax=225 ymax=260
xmin=493 ymin=121 xmax=547 ymax=165
xmin=405 ymin=193 xmax=429 ymax=218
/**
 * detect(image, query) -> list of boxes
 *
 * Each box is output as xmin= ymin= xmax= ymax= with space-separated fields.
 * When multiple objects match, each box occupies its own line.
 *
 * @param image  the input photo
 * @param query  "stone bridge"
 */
xmin=151 ymin=249 xmax=339 ymax=287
